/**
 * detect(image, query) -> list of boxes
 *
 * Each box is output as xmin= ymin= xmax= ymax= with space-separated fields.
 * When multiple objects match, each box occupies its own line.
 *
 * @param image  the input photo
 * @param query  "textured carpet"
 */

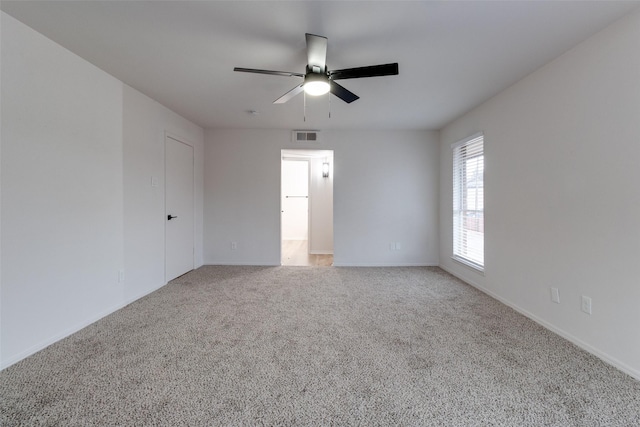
xmin=1 ymin=266 xmax=639 ymax=426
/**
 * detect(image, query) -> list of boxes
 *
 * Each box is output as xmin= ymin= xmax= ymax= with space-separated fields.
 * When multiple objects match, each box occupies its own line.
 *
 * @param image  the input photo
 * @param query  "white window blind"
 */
xmin=452 ymin=133 xmax=484 ymax=270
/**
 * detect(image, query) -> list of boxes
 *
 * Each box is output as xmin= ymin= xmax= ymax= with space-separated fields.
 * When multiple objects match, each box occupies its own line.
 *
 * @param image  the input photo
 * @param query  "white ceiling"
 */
xmin=2 ymin=1 xmax=639 ymax=131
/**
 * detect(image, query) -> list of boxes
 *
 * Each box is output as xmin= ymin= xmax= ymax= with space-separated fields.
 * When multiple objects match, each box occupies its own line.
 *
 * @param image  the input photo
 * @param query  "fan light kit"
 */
xmin=304 ymin=73 xmax=330 ymax=96
xmin=235 ymin=33 xmax=399 ymax=114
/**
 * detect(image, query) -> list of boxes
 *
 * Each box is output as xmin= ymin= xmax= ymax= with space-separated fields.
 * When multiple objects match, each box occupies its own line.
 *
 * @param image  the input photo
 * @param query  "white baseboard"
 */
xmin=438 ymin=264 xmax=640 ymax=381
xmin=205 ymin=262 xmax=279 ymax=266
xmin=1 ymin=281 xmax=169 ymax=371
xmin=333 ymin=262 xmax=439 ymax=267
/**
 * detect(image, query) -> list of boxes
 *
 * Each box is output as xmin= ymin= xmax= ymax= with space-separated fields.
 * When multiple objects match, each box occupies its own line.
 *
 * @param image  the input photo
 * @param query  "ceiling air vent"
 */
xmin=292 ymin=130 xmax=320 ymax=143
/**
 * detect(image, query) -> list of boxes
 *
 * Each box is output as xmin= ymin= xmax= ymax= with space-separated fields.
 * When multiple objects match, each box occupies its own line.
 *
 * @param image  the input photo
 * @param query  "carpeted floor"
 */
xmin=1 ymin=266 xmax=639 ymax=426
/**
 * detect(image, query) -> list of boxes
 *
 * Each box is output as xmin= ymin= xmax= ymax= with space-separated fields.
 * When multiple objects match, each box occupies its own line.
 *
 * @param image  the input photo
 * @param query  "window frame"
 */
xmin=452 ymin=132 xmax=485 ymax=272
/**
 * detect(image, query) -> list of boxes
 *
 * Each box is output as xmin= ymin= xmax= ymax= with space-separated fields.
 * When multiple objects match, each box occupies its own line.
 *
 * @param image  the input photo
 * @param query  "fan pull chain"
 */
xmin=303 ymin=91 xmax=306 ymax=122
xmin=329 ymin=92 xmax=331 ymax=119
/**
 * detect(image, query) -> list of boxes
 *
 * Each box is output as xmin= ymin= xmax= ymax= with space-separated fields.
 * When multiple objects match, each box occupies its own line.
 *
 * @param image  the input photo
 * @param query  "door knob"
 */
xmin=167 ymin=215 xmax=177 ymax=220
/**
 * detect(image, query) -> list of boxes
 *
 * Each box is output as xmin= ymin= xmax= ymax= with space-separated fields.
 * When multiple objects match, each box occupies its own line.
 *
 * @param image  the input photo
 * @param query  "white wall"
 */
xmin=1 ymin=12 xmax=124 ymax=367
xmin=439 ymin=10 xmax=640 ymax=379
xmin=1 ymin=12 xmax=204 ymax=369
xmin=204 ymin=129 xmax=439 ymax=266
xmin=333 ymin=131 xmax=439 ymax=266
xmin=309 ymin=155 xmax=333 ymax=254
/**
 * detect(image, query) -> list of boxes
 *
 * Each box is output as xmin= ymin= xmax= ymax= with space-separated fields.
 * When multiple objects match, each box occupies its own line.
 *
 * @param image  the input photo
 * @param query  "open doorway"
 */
xmin=281 ymin=149 xmax=333 ymax=266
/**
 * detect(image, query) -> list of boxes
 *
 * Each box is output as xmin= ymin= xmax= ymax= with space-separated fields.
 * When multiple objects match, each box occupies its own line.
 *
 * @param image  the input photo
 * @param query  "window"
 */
xmin=452 ymin=133 xmax=484 ymax=270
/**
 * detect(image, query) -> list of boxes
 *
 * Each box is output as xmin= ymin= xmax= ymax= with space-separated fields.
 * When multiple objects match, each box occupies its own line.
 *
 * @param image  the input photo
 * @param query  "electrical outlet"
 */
xmin=551 ymin=287 xmax=560 ymax=304
xmin=118 ymin=270 xmax=125 ymax=283
xmin=581 ymin=295 xmax=592 ymax=315
xmin=389 ymin=242 xmax=402 ymax=251
xmin=230 ymin=241 xmax=237 ymax=251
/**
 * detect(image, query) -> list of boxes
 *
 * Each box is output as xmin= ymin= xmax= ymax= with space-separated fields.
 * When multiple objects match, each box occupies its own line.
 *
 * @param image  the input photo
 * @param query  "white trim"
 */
xmin=165 ymin=131 xmax=195 ymax=148
xmin=281 ymin=156 xmax=311 ymax=162
xmin=438 ymin=264 xmax=640 ymax=381
xmin=280 ymin=149 xmax=335 ymax=261
xmin=1 ymin=281 xmax=169 ymax=370
xmin=333 ymin=262 xmax=440 ymax=267
xmin=451 ymin=131 xmax=484 ymax=149
xmin=164 ymin=132 xmax=196 ymax=283
xmin=451 ymin=255 xmax=485 ymax=275
xmin=452 ymin=133 xmax=484 ymax=268
xmin=206 ymin=262 xmax=280 ymax=267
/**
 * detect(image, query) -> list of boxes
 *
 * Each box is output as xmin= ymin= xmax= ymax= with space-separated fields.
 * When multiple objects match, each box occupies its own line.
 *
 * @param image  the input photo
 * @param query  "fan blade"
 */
xmin=330 ymin=63 xmax=399 ymax=80
xmin=306 ymin=34 xmax=328 ymax=73
xmin=330 ymin=81 xmax=359 ymax=103
xmin=234 ymin=67 xmax=304 ymax=78
xmin=273 ymin=84 xmax=304 ymax=104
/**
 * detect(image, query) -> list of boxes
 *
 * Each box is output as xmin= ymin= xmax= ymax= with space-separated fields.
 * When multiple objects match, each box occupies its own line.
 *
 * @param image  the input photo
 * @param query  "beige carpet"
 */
xmin=1 ymin=266 xmax=639 ymax=426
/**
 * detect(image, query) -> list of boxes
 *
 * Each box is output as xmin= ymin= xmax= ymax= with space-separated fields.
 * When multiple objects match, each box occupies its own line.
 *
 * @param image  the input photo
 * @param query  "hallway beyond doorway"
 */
xmin=281 ymin=240 xmax=333 ymax=266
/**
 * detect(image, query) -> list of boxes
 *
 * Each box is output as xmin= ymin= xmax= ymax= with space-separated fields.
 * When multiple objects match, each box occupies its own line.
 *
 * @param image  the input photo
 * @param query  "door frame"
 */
xmin=280 ymin=149 xmax=334 ymax=264
xmin=165 ymin=131 xmax=195 ymax=282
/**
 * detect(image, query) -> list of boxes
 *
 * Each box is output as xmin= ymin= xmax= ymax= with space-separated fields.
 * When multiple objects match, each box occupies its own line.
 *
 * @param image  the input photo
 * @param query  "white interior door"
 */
xmin=165 ymin=136 xmax=194 ymax=281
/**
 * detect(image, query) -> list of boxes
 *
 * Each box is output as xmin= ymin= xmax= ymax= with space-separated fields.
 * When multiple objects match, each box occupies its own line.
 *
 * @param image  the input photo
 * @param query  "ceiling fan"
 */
xmin=234 ymin=33 xmax=399 ymax=104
